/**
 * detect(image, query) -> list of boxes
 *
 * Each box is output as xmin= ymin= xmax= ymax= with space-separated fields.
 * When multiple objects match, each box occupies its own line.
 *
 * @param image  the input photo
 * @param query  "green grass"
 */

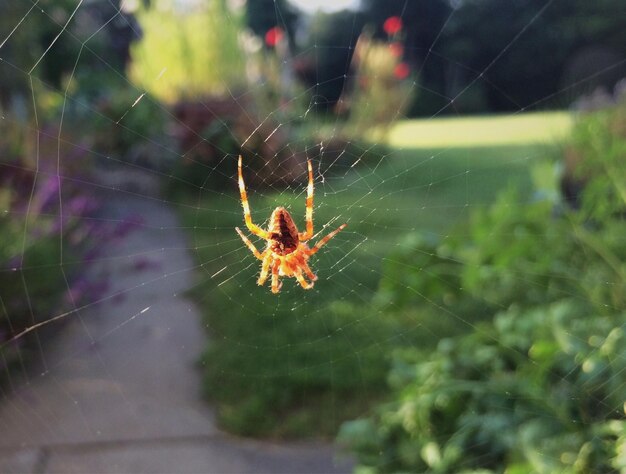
xmin=387 ymin=111 xmax=572 ymax=148
xmin=177 ymin=112 xmax=570 ymax=439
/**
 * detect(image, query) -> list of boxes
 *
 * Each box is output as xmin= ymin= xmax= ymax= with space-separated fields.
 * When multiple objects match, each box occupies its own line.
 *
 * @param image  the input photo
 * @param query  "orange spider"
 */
xmin=235 ymin=155 xmax=347 ymax=293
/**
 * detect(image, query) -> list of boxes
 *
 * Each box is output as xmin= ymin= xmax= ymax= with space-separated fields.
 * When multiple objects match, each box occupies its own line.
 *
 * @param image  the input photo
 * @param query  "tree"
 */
xmin=441 ymin=0 xmax=626 ymax=111
xmin=0 ymin=0 xmax=140 ymax=112
xmin=299 ymin=10 xmax=365 ymax=113
xmin=361 ymin=0 xmax=626 ymax=114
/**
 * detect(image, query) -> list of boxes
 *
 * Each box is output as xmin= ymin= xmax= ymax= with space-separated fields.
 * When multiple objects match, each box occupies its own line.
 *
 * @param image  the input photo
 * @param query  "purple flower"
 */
xmin=67 ymin=195 xmax=99 ymax=216
xmin=4 ymin=255 xmax=21 ymax=271
xmin=82 ymin=246 xmax=101 ymax=263
xmin=64 ymin=277 xmax=110 ymax=305
xmin=132 ymin=256 xmax=161 ymax=271
xmin=35 ymin=176 xmax=60 ymax=213
xmin=112 ymin=214 xmax=144 ymax=239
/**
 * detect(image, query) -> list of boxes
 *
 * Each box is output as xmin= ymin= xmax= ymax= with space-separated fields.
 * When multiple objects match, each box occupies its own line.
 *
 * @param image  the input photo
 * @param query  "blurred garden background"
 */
xmin=0 ymin=0 xmax=625 ymax=472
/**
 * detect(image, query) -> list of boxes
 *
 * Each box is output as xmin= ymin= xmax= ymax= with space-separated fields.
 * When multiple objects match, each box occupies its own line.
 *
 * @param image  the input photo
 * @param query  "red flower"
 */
xmin=388 ymin=42 xmax=403 ymax=58
xmin=383 ymin=16 xmax=403 ymax=36
xmin=393 ymin=62 xmax=410 ymax=80
xmin=265 ymin=26 xmax=284 ymax=47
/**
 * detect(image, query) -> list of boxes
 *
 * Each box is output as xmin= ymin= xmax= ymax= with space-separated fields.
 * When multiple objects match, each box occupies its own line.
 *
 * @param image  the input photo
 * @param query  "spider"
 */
xmin=235 ymin=155 xmax=347 ymax=294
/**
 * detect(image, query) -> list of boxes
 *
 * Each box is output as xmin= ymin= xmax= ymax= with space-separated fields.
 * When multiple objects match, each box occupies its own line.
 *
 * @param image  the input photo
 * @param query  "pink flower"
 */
xmin=394 ymin=62 xmax=410 ymax=80
xmin=383 ymin=16 xmax=403 ymax=36
xmin=265 ymin=27 xmax=284 ymax=47
xmin=389 ymin=42 xmax=404 ymax=58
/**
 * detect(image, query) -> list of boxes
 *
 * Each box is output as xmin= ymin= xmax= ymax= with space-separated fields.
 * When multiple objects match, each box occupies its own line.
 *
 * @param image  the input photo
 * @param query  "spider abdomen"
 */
xmin=268 ymin=207 xmax=299 ymax=255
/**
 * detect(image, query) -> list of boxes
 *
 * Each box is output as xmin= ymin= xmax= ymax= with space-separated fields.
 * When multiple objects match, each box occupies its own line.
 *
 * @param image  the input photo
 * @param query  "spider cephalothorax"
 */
xmin=235 ymin=155 xmax=346 ymax=293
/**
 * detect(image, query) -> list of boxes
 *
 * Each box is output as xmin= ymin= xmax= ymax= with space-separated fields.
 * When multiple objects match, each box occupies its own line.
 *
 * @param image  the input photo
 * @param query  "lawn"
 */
xmin=387 ymin=111 xmax=572 ymax=148
xmin=177 ymin=112 xmax=572 ymax=438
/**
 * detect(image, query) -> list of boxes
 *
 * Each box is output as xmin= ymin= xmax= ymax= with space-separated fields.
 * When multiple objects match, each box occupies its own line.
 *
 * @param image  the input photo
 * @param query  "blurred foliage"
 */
xmin=568 ymin=99 xmax=626 ymax=221
xmin=245 ymin=0 xmax=298 ymax=51
xmin=340 ymin=302 xmax=626 ymax=472
xmin=130 ymin=0 xmax=246 ymax=102
xmin=89 ymin=86 xmax=171 ymax=170
xmin=295 ymin=10 xmax=365 ymax=114
xmin=265 ymin=0 xmax=625 ymax=116
xmin=0 ymin=0 xmax=139 ymax=112
xmin=361 ymin=0 xmax=451 ymax=116
xmin=339 ymin=101 xmax=626 ymax=472
xmin=0 ymin=214 xmax=66 ymax=375
xmin=0 ymin=118 xmax=141 ymax=385
xmin=0 ymin=201 xmax=78 ymax=371
xmin=167 ymin=99 xmax=241 ymax=193
xmin=343 ymin=32 xmax=415 ymax=140
xmin=0 ymin=0 xmax=144 ymax=379
xmin=360 ymin=0 xmax=625 ymax=114
xmin=439 ymin=0 xmax=624 ymax=112
xmin=166 ymin=97 xmax=305 ymax=194
xmin=0 ymin=130 xmax=91 ymax=378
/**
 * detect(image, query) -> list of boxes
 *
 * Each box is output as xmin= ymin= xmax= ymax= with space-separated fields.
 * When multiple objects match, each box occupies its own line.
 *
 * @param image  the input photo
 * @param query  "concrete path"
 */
xmin=0 ymin=180 xmax=351 ymax=473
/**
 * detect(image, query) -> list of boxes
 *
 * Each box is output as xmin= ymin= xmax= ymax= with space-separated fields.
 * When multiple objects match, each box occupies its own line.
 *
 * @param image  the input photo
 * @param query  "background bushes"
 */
xmin=338 ymin=97 xmax=626 ymax=472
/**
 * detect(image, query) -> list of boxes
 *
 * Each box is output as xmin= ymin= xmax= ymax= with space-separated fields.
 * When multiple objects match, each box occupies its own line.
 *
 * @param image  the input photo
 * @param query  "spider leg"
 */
xmin=295 ymin=270 xmax=313 ymax=290
xmin=308 ymin=223 xmax=347 ymax=255
xmin=257 ymin=253 xmax=273 ymax=286
xmin=271 ymin=258 xmax=282 ymax=294
xmin=302 ymin=260 xmax=318 ymax=282
xmin=238 ymin=155 xmax=270 ymax=239
xmin=298 ymin=159 xmax=315 ymax=241
xmin=236 ymin=227 xmax=264 ymax=260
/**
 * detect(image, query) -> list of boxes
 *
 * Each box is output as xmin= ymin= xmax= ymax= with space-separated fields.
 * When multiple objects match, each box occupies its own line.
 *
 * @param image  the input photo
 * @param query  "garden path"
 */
xmin=0 ymin=172 xmax=351 ymax=473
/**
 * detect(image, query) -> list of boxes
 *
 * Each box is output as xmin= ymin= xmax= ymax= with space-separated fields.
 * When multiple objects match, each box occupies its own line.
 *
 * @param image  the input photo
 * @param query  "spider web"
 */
xmin=0 ymin=0 xmax=624 ymax=472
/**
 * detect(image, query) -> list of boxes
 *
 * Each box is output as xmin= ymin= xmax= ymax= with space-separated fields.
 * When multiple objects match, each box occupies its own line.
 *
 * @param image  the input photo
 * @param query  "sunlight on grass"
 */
xmin=387 ymin=111 xmax=573 ymax=148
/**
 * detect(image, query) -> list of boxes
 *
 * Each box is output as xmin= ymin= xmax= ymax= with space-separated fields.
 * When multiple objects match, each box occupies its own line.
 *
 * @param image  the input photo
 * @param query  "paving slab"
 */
xmin=44 ymin=437 xmax=352 ymax=474
xmin=0 ymin=448 xmax=42 ymax=474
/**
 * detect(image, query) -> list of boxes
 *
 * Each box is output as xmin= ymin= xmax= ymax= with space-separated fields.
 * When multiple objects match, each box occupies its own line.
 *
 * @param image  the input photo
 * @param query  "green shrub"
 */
xmin=571 ymin=100 xmax=626 ymax=221
xmin=166 ymin=108 xmax=240 ymax=193
xmin=340 ymin=301 xmax=626 ymax=472
xmin=0 ymin=188 xmax=80 ymax=376
xmin=560 ymin=96 xmax=625 ymax=214
xmin=0 ymin=123 xmax=118 ymax=382
xmin=90 ymin=86 xmax=170 ymax=171
xmin=339 ymin=102 xmax=626 ymax=472
xmin=130 ymin=1 xmax=246 ymax=102
xmin=344 ymin=33 xmax=415 ymax=142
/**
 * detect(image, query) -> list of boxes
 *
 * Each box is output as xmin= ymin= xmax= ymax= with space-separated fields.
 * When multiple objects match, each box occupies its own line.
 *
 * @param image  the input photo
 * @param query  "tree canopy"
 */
xmin=245 ymin=0 xmax=626 ymax=115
